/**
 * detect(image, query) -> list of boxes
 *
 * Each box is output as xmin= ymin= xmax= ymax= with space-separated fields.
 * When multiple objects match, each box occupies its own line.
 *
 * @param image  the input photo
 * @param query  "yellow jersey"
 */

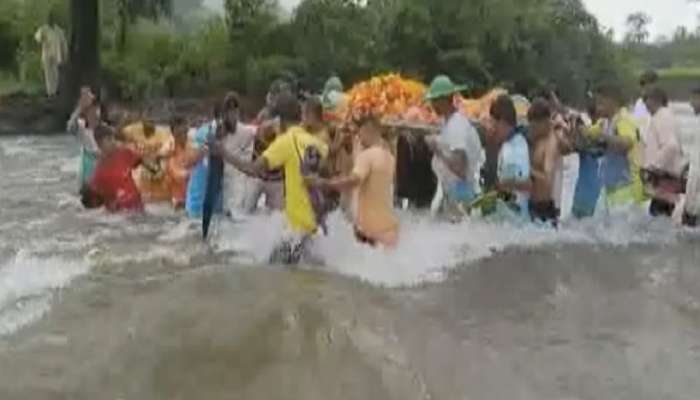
xmin=263 ymin=126 xmax=329 ymax=234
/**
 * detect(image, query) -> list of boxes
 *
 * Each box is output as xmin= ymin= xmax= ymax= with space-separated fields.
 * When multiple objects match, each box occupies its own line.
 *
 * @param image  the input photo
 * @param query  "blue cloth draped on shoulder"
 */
xmin=79 ymin=148 xmax=98 ymax=188
xmin=572 ymin=152 xmax=602 ymax=219
xmin=600 ymin=151 xmax=631 ymax=190
xmin=186 ymin=121 xmax=223 ymax=219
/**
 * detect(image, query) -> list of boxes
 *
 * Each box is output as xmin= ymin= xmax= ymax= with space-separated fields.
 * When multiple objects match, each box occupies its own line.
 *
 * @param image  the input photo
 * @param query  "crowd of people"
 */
xmin=70 ymin=70 xmax=700 ymax=263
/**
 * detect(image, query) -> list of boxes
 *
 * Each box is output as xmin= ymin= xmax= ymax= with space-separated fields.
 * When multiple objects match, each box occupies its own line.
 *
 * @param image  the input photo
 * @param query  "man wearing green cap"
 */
xmin=424 ymin=75 xmax=484 ymax=218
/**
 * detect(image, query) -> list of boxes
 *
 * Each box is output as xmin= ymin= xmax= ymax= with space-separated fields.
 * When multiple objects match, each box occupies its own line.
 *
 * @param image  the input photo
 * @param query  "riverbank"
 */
xmin=0 ymin=92 xmax=59 ymax=135
xmin=0 ymin=89 xmax=262 ymax=136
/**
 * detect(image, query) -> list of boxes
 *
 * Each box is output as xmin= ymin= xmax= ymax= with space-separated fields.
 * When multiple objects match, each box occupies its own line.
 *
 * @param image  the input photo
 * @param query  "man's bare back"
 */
xmin=530 ymin=131 xmax=560 ymax=203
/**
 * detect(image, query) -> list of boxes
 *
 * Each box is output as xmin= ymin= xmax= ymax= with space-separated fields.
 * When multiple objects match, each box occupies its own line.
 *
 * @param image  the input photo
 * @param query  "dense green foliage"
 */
xmin=0 ymin=0 xmax=637 ymax=105
xmin=0 ymin=0 xmax=67 ymax=85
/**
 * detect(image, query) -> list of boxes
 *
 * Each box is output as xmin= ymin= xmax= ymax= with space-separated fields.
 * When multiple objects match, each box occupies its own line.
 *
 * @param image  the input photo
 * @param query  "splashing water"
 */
xmin=0 ymin=252 xmax=89 ymax=336
xmin=214 ymin=204 xmax=686 ymax=288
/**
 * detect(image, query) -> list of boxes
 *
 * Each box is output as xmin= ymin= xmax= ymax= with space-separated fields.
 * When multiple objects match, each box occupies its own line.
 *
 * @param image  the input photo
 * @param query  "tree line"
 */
xmin=0 ymin=0 xmax=635 ymax=114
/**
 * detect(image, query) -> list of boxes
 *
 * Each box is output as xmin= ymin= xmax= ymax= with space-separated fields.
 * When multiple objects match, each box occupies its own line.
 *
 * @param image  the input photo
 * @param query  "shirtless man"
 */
xmin=527 ymin=98 xmax=560 ymax=225
xmin=307 ymin=115 xmax=399 ymax=248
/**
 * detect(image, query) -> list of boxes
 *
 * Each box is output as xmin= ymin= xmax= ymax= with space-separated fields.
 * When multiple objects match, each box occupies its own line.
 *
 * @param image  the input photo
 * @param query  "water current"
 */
xmin=0 ymin=104 xmax=699 ymax=399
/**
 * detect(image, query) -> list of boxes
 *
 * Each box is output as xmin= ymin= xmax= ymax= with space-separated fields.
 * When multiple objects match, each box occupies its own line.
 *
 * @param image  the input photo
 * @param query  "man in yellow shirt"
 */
xmin=213 ymin=92 xmax=328 ymax=263
xmin=593 ymin=84 xmax=645 ymax=207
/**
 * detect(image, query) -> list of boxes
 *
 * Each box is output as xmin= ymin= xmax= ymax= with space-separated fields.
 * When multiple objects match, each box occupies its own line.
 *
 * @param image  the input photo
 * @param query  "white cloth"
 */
xmin=66 ymin=108 xmax=99 ymax=154
xmin=552 ymin=156 xmax=564 ymax=209
xmin=223 ymin=123 xmax=257 ymax=211
xmin=684 ymin=138 xmax=700 ymax=216
xmin=431 ymin=112 xmax=484 ymax=192
xmin=644 ymin=107 xmax=685 ymax=176
xmin=242 ymin=178 xmax=284 ymax=213
xmin=633 ymin=98 xmax=650 ymax=121
xmin=633 ymin=98 xmax=652 ymax=146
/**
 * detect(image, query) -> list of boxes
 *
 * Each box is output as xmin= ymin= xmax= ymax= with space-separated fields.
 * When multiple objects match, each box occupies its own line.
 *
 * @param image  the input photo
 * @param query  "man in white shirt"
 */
xmin=423 ymin=75 xmax=484 ymax=218
xmin=643 ymin=87 xmax=685 ymax=175
xmin=676 ymin=87 xmax=700 ymax=226
xmin=34 ymin=13 xmax=67 ymax=97
xmin=643 ymin=87 xmax=686 ymax=217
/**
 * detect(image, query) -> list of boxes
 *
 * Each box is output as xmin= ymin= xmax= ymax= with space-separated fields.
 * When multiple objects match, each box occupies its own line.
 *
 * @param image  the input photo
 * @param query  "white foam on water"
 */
xmin=0 ymin=297 xmax=52 ymax=337
xmin=55 ymin=192 xmax=82 ymax=210
xmin=59 ymin=155 xmax=80 ymax=174
xmin=27 ymin=233 xmax=98 ymax=254
xmin=0 ymin=139 xmax=38 ymax=156
xmin=80 ymin=208 xmax=130 ymax=225
xmin=216 ymin=206 xmax=680 ymax=288
xmin=0 ymin=252 xmax=89 ymax=336
xmin=215 ymin=212 xmax=288 ymax=262
xmin=106 ymin=245 xmax=196 ymax=267
xmin=157 ymin=219 xmax=200 ymax=243
xmin=145 ymin=203 xmax=180 ymax=217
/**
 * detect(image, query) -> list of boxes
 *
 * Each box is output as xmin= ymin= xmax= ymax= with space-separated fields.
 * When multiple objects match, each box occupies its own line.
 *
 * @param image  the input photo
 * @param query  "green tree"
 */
xmin=292 ymin=0 xmax=378 ymax=81
xmin=62 ymin=0 xmax=100 ymax=118
xmin=624 ymin=12 xmax=651 ymax=45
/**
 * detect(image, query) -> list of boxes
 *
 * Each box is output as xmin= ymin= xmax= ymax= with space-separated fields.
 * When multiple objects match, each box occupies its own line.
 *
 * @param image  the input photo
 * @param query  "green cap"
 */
xmin=323 ymin=76 xmax=344 ymax=94
xmin=424 ymin=75 xmax=468 ymax=101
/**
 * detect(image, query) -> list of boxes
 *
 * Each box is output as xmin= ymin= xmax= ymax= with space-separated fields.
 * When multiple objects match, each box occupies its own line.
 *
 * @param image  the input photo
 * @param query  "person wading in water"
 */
xmin=212 ymin=92 xmax=329 ymax=264
xmin=527 ymin=98 xmax=561 ymax=226
xmin=307 ymin=114 xmax=399 ymax=248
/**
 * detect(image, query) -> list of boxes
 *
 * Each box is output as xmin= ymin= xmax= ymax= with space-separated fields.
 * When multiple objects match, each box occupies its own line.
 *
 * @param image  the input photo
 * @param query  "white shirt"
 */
xmin=431 ymin=112 xmax=484 ymax=191
xmin=224 ymin=123 xmax=256 ymax=159
xmin=34 ymin=24 xmax=67 ymax=64
xmin=644 ymin=107 xmax=685 ymax=176
xmin=224 ymin=123 xmax=257 ymax=211
xmin=67 ymin=108 xmax=99 ymax=154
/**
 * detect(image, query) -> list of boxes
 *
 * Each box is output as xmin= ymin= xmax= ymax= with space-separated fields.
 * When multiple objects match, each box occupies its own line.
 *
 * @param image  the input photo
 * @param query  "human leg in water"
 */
xmin=354 ymin=227 xmax=377 ymax=247
xmin=529 ymin=200 xmax=560 ymax=228
xmin=269 ymin=235 xmax=313 ymax=265
xmin=649 ymin=198 xmax=675 ymax=217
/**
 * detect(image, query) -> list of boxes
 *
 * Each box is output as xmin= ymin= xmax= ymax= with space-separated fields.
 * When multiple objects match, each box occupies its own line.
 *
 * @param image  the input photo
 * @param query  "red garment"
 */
xmin=90 ymin=148 xmax=144 ymax=213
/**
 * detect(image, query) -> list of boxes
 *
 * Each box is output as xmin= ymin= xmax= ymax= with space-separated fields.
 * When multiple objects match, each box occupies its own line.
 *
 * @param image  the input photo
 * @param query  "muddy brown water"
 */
xmin=1 ymin=108 xmax=699 ymax=399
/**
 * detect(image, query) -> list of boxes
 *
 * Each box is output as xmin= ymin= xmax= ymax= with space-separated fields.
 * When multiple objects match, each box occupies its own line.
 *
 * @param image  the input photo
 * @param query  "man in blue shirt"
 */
xmin=489 ymin=94 xmax=532 ymax=220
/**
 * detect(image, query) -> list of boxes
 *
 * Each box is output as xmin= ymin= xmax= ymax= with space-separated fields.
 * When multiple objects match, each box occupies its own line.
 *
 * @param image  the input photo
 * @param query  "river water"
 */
xmin=0 ymin=104 xmax=699 ymax=399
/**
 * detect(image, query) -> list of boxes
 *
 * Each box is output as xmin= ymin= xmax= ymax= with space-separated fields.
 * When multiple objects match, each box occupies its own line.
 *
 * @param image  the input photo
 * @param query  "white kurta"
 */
xmin=34 ymin=24 xmax=67 ymax=96
xmin=223 ymin=123 xmax=257 ymax=212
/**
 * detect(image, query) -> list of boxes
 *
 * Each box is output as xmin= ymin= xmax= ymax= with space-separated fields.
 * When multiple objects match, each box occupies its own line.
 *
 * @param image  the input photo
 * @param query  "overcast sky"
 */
xmin=206 ymin=0 xmax=700 ymax=41
xmin=584 ymin=0 xmax=699 ymax=40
